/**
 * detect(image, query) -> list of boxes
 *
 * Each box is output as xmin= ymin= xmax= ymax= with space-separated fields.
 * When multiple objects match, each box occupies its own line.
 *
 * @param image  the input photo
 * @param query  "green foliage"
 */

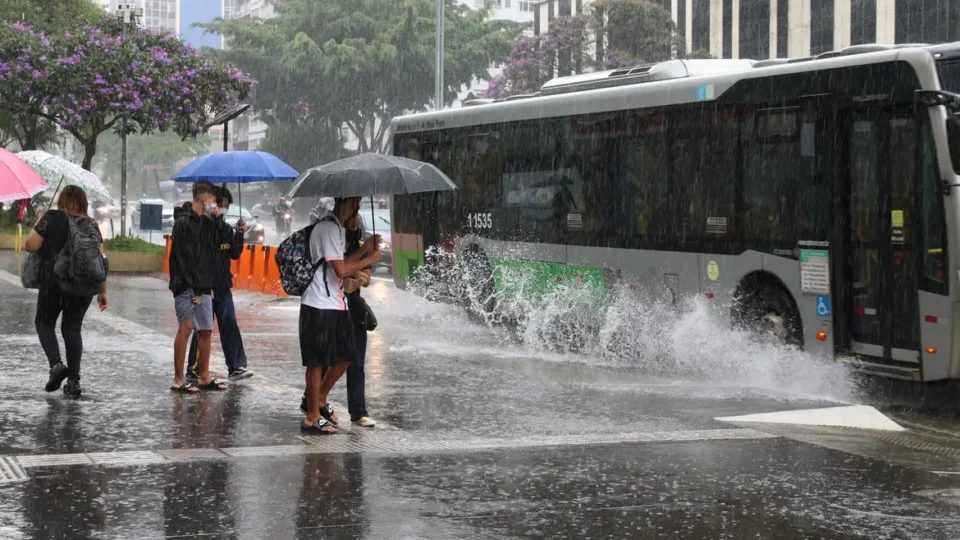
xmin=202 ymin=0 xmax=524 ymax=155
xmin=0 ymin=0 xmax=102 ymax=150
xmin=257 ymin=120 xmax=347 ymax=176
xmin=600 ymin=0 xmax=686 ymax=65
xmin=90 ymin=131 xmax=212 ymax=198
xmin=0 ymin=16 xmax=254 ymax=169
xmin=493 ymin=0 xmax=698 ymax=97
xmin=104 ymin=236 xmax=166 ymax=254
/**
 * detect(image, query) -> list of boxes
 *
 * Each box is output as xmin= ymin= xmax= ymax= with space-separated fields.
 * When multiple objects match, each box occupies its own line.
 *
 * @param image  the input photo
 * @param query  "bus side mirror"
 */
xmin=947 ymin=116 xmax=960 ymax=174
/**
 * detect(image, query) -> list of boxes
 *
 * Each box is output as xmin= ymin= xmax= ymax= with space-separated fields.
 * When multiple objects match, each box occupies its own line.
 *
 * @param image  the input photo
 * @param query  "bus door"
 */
xmin=840 ymin=108 xmax=922 ymax=366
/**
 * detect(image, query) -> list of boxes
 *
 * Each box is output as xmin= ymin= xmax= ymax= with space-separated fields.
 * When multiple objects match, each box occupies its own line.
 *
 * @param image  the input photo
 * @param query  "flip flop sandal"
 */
xmin=197 ymin=379 xmax=228 ymax=391
xmin=170 ymin=382 xmax=198 ymax=393
xmin=320 ymin=404 xmax=338 ymax=425
xmin=301 ymin=418 xmax=337 ymax=435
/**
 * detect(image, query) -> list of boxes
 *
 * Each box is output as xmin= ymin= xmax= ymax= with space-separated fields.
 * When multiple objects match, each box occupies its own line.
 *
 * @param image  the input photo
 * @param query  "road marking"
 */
xmin=0 ymin=456 xmax=27 ymax=484
xmin=4 ymin=428 xmax=773 ymax=474
xmin=716 ymin=405 xmax=905 ymax=432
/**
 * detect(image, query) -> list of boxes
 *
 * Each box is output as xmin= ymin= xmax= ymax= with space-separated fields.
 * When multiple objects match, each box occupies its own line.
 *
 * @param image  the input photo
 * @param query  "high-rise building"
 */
xmin=108 ymin=1 xmax=225 ymax=49
xmin=534 ymin=0 xmax=960 ymax=61
xmin=109 ymin=0 xmax=178 ymax=35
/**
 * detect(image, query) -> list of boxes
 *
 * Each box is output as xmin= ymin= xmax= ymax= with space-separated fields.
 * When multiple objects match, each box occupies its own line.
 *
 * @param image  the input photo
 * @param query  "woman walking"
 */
xmin=24 ymin=186 xmax=108 ymax=397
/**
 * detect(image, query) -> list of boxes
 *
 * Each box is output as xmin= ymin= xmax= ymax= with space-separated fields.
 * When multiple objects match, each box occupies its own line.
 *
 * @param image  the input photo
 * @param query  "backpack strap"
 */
xmin=312 ymin=215 xmax=342 ymax=298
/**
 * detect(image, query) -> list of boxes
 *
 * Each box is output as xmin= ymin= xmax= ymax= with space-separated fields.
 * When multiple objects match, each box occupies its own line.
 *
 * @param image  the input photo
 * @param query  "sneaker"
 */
xmin=352 ymin=417 xmax=376 ymax=428
xmin=228 ymin=368 xmax=254 ymax=381
xmin=63 ymin=380 xmax=82 ymax=398
xmin=45 ymin=363 xmax=69 ymax=392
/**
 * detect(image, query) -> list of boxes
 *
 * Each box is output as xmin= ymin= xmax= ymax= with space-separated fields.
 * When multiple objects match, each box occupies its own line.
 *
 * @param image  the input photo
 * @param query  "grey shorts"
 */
xmin=174 ymin=290 xmax=214 ymax=332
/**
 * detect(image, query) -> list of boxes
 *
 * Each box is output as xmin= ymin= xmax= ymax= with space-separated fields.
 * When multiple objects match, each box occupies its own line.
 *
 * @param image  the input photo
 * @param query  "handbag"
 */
xmin=20 ymin=252 xmax=43 ymax=289
xmin=348 ymin=294 xmax=378 ymax=331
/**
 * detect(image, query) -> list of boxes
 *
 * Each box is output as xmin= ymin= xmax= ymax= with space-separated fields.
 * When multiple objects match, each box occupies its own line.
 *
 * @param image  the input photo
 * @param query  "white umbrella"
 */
xmin=17 ymin=150 xmax=111 ymax=202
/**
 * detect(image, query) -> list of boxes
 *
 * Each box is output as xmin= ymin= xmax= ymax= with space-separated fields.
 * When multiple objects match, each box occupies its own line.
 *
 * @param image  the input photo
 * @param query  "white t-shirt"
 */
xmin=301 ymin=219 xmax=346 ymax=311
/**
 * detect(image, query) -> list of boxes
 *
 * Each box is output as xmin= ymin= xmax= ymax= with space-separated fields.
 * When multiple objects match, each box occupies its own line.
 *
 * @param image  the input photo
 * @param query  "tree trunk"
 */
xmin=81 ymin=138 xmax=97 ymax=171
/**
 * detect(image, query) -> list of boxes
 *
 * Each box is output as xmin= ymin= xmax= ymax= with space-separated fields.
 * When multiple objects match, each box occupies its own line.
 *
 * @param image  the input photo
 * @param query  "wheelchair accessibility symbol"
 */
xmin=815 ymin=295 xmax=831 ymax=318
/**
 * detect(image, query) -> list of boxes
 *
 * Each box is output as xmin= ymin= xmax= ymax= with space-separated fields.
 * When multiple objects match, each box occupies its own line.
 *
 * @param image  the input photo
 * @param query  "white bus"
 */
xmin=391 ymin=43 xmax=960 ymax=381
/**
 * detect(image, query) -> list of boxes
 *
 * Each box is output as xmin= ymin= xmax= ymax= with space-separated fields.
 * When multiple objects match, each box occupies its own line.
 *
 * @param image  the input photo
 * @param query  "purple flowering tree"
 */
xmin=0 ymin=18 xmax=254 ymax=170
xmin=488 ymin=15 xmax=593 ymax=99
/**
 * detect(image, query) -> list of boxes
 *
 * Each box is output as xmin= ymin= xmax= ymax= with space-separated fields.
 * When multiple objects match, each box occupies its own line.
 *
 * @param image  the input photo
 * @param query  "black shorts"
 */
xmin=299 ymin=305 xmax=358 ymax=368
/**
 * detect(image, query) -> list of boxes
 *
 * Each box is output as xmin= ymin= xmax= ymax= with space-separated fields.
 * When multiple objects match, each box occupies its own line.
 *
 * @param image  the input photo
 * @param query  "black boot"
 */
xmin=45 ymin=363 xmax=69 ymax=392
xmin=63 ymin=379 xmax=82 ymax=398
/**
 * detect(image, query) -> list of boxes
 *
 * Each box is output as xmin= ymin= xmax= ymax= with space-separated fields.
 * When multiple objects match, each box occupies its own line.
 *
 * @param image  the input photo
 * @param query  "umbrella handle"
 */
xmin=47 ymin=175 xmax=64 ymax=212
xmin=370 ymin=194 xmax=375 ymax=237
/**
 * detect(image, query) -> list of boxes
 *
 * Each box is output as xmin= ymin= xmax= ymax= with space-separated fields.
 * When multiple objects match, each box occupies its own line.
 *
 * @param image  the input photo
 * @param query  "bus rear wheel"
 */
xmin=733 ymin=283 xmax=803 ymax=349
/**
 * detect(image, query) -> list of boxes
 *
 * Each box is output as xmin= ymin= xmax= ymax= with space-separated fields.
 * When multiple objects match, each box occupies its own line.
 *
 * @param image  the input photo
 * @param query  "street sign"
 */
xmin=140 ymin=203 xmax=163 ymax=231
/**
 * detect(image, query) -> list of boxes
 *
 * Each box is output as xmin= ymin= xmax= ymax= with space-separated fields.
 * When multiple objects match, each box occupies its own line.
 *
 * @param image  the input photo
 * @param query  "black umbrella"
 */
xmin=287 ymin=153 xmax=457 ymax=235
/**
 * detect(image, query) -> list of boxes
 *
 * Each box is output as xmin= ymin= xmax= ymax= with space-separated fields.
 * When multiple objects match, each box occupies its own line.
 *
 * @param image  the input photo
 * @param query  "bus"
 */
xmin=390 ymin=43 xmax=960 ymax=382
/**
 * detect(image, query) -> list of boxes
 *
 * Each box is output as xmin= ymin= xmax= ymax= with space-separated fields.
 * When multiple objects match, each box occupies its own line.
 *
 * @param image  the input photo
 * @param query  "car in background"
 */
xmin=131 ymin=198 xmax=175 ymax=231
xmin=91 ymin=198 xmax=120 ymax=221
xmin=360 ymin=210 xmax=392 ymax=271
xmin=223 ymin=206 xmax=265 ymax=245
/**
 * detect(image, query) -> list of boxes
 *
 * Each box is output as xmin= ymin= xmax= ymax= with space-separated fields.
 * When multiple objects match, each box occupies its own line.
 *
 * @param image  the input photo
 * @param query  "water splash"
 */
xmin=410 ymin=251 xmax=856 ymax=403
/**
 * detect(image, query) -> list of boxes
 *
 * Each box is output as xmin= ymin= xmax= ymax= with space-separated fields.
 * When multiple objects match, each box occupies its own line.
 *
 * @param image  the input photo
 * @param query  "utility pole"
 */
xmin=435 ymin=0 xmax=444 ymax=111
xmin=115 ymin=4 xmax=142 ymax=237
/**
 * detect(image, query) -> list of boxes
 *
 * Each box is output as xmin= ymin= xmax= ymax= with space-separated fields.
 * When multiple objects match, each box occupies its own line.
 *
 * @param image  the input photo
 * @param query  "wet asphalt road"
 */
xmin=3 ymin=251 xmax=960 ymax=538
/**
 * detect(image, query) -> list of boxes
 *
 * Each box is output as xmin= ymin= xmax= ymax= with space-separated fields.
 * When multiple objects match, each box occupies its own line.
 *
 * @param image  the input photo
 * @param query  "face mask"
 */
xmin=204 ymin=203 xmax=217 ymax=217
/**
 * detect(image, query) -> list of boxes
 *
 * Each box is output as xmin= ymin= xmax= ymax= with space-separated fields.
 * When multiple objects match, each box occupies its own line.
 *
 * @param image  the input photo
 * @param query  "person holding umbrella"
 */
xmin=300 ymin=197 xmax=382 ymax=434
xmin=186 ymin=185 xmax=252 ymax=382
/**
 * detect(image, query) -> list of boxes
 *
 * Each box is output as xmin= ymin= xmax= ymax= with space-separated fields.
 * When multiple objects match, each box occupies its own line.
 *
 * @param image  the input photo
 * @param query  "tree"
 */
xmin=0 ymin=0 xmax=103 ymax=150
xmin=257 ymin=120 xmax=347 ymax=177
xmin=597 ymin=0 xmax=686 ymax=66
xmin=488 ymin=15 xmax=593 ymax=99
xmin=90 ymin=131 xmax=212 ymax=198
xmin=0 ymin=17 xmax=254 ymax=169
xmin=491 ymin=0 xmax=697 ymax=97
xmin=202 ymin=0 xmax=523 ymax=155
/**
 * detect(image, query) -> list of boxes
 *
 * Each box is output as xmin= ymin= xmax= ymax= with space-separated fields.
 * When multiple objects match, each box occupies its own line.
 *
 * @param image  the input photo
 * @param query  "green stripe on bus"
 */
xmin=395 ymin=248 xmax=425 ymax=281
xmin=489 ymin=258 xmax=608 ymax=304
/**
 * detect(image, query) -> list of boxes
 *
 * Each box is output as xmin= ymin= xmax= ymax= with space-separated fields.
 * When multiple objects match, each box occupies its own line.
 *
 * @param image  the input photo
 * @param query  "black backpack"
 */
xmin=276 ymin=215 xmax=340 ymax=296
xmin=54 ymin=215 xmax=106 ymax=292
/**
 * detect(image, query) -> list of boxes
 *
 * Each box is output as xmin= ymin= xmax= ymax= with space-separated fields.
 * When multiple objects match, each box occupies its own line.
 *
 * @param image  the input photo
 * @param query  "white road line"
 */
xmin=5 ymin=428 xmax=773 ymax=473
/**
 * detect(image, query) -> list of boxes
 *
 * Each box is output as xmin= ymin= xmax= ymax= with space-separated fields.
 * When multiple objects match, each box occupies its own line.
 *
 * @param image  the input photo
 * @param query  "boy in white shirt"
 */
xmin=300 ymin=196 xmax=382 ymax=434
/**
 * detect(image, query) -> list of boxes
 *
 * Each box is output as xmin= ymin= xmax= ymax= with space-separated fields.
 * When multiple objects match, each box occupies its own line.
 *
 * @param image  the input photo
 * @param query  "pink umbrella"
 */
xmin=0 ymin=147 xmax=48 ymax=204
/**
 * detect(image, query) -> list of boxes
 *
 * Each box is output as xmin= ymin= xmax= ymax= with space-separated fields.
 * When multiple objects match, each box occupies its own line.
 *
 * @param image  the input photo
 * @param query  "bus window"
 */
xmin=919 ymin=121 xmax=948 ymax=288
xmin=671 ymin=107 xmax=738 ymax=242
xmin=742 ymin=107 xmax=820 ymax=244
xmin=621 ymin=113 xmax=668 ymax=240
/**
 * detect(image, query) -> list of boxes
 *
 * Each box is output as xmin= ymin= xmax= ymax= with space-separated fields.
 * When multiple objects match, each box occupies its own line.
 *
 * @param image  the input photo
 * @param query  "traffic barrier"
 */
xmin=250 ymin=244 xmax=267 ymax=292
xmin=235 ymin=244 xmax=255 ymax=290
xmin=163 ymin=235 xmax=172 ymax=274
xmin=262 ymin=246 xmax=288 ymax=297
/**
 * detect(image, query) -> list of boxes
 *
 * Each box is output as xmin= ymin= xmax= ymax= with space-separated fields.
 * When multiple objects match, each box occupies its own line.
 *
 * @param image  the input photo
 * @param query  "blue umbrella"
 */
xmin=172 ymin=151 xmax=298 ymax=208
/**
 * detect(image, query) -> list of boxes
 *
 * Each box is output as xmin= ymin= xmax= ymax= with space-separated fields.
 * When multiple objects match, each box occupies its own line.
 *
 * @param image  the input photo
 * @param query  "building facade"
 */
xmin=109 ymin=0 xmax=178 ymax=35
xmin=534 ymin=0 xmax=960 ymax=61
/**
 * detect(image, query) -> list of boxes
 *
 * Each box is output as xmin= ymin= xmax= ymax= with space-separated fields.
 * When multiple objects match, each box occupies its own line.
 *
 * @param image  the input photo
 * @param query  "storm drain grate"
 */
xmin=0 ymin=456 xmax=28 ymax=484
xmin=866 ymin=432 xmax=960 ymax=459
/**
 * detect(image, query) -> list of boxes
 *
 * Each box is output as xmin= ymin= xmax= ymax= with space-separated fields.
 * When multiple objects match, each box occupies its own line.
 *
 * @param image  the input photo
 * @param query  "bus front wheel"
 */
xmin=732 ymin=283 xmax=803 ymax=349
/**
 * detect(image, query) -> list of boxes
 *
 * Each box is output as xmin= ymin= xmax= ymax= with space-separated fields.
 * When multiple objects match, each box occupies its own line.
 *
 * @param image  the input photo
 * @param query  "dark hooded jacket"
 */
xmin=174 ymin=202 xmax=243 ymax=289
xmin=169 ymin=204 xmax=237 ymax=296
